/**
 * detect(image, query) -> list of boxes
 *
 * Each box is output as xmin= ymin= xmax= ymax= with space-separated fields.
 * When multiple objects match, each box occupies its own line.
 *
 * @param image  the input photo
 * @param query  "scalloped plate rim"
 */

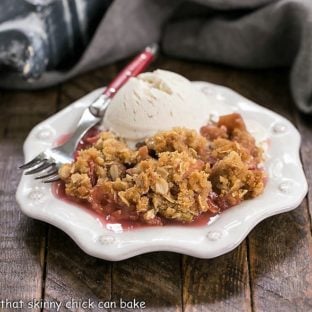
xmin=15 ymin=81 xmax=308 ymax=261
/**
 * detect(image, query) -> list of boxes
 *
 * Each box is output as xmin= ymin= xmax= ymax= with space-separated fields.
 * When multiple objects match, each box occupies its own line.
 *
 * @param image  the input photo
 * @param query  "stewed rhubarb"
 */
xmin=55 ymin=113 xmax=265 ymax=229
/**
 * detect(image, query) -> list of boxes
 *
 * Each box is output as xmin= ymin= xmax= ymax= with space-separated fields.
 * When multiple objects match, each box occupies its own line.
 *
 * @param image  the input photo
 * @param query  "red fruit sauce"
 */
xmin=53 ymin=181 xmax=217 ymax=230
xmin=52 ymin=127 xmax=218 ymax=231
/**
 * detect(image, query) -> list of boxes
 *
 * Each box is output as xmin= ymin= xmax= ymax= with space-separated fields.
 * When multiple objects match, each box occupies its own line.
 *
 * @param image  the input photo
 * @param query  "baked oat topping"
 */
xmin=59 ymin=113 xmax=265 ymax=225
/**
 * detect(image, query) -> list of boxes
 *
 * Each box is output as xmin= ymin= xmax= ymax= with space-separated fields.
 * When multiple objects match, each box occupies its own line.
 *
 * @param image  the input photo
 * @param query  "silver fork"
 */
xmin=19 ymin=44 xmax=158 ymax=182
xmin=19 ymin=107 xmax=102 ymax=182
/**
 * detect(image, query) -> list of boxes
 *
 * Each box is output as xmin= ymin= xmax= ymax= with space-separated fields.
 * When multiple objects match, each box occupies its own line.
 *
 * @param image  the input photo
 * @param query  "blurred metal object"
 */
xmin=0 ymin=0 xmax=112 ymax=79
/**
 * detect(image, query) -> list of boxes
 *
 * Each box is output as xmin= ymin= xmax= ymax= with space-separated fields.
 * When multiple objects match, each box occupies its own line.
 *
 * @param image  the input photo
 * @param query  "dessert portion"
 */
xmin=59 ymin=113 xmax=265 ymax=226
xmin=57 ymin=70 xmax=265 ymax=226
xmin=103 ymin=69 xmax=231 ymax=146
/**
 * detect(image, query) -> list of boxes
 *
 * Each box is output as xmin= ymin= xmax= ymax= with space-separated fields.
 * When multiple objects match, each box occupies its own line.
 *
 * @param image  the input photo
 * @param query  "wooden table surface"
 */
xmin=1 ymin=55 xmax=312 ymax=312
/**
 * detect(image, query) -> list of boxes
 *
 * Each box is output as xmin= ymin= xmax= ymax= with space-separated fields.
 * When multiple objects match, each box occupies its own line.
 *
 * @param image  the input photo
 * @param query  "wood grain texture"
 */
xmin=1 ymin=90 xmax=58 ymax=115
xmin=154 ymin=57 xmax=311 ymax=311
xmin=183 ymin=245 xmax=251 ymax=312
xmin=106 ymin=59 xmax=184 ymax=312
xmin=0 ymin=56 xmax=311 ymax=312
xmin=58 ymin=65 xmax=117 ymax=110
xmin=248 ymin=203 xmax=312 ymax=312
xmin=295 ymin=112 xmax=312 ymax=221
xmin=48 ymin=63 xmax=184 ymax=312
xmin=111 ymin=252 xmax=182 ymax=312
xmin=0 ymin=92 xmax=6 ymax=137
xmin=216 ymin=68 xmax=312 ymax=311
xmin=155 ymin=57 xmax=292 ymax=118
xmin=42 ymin=64 xmax=117 ymax=312
xmin=0 ymin=88 xmax=57 ymax=311
xmin=159 ymin=57 xmax=252 ymax=312
xmin=0 ymin=140 xmax=46 ymax=310
xmin=1 ymin=89 xmax=58 ymax=140
xmin=224 ymin=69 xmax=312 ymax=311
xmin=43 ymin=228 xmax=112 ymax=312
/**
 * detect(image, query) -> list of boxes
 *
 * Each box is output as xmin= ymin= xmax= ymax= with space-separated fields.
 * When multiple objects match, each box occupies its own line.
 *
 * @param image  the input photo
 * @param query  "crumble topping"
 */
xmin=59 ymin=113 xmax=265 ymax=225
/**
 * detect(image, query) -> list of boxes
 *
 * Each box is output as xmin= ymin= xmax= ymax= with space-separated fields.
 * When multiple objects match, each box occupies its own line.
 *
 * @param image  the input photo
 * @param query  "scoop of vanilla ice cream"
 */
xmin=103 ymin=69 xmax=223 ymax=145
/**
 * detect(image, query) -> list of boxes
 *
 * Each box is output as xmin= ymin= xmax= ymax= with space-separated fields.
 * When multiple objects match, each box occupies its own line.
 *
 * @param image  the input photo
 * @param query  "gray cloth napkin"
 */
xmin=1 ymin=0 xmax=312 ymax=113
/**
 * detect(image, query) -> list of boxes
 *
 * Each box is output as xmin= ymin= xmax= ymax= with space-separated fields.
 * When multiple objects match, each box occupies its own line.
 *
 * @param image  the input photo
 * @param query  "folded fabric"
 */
xmin=0 ymin=0 xmax=311 ymax=113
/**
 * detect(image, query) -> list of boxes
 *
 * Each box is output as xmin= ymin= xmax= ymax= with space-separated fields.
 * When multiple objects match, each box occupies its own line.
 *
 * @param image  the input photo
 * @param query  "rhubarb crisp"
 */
xmin=58 ymin=113 xmax=265 ymax=225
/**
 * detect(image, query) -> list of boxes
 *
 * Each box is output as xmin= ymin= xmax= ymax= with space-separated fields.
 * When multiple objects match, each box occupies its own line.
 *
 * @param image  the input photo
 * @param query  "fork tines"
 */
xmin=20 ymin=154 xmax=60 ymax=183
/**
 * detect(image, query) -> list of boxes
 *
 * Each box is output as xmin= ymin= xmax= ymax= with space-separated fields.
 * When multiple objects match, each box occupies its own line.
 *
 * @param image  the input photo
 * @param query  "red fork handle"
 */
xmin=103 ymin=43 xmax=158 ymax=98
xmin=89 ymin=43 xmax=158 ymax=117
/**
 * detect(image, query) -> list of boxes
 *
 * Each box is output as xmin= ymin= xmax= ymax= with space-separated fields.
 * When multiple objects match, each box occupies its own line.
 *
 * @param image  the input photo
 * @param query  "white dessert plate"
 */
xmin=16 ymin=82 xmax=308 ymax=261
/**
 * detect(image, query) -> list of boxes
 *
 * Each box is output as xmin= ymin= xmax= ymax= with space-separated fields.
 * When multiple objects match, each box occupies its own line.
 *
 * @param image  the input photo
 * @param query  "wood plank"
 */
xmin=0 ymin=111 xmax=7 ymax=137
xmin=42 ymin=64 xmax=118 ymax=311
xmin=6 ymin=114 xmax=53 ymax=140
xmin=156 ymin=56 xmax=292 ymax=119
xmin=295 ymin=112 xmax=312 ymax=221
xmin=106 ymin=58 xmax=184 ymax=312
xmin=248 ymin=202 xmax=312 ymax=311
xmin=0 ymin=92 xmax=6 ymax=137
xmin=58 ymin=65 xmax=117 ymax=110
xmin=183 ymin=245 xmax=251 ymax=312
xmin=1 ymin=88 xmax=58 ymax=140
xmin=153 ymin=56 xmax=236 ymax=86
xmin=155 ymin=57 xmax=312 ymax=311
xmin=1 ymin=89 xmax=58 ymax=115
xmin=0 ymin=140 xmax=46 ymax=311
xmin=199 ymin=64 xmax=312 ymax=310
xmin=225 ymin=69 xmax=312 ymax=311
xmin=224 ymin=68 xmax=312 ymax=310
xmin=111 ymin=252 xmax=182 ymax=312
xmin=156 ymin=57 xmax=252 ymax=312
xmin=12 ymin=57 xmax=309 ymax=312
xmin=43 ymin=228 xmax=112 ymax=312
xmin=0 ymin=86 xmax=58 ymax=311
xmin=115 ymin=58 xmax=242 ymax=312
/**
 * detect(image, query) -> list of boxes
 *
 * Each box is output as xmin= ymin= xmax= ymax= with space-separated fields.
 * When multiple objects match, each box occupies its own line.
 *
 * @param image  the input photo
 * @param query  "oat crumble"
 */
xmin=59 ymin=113 xmax=265 ymax=225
